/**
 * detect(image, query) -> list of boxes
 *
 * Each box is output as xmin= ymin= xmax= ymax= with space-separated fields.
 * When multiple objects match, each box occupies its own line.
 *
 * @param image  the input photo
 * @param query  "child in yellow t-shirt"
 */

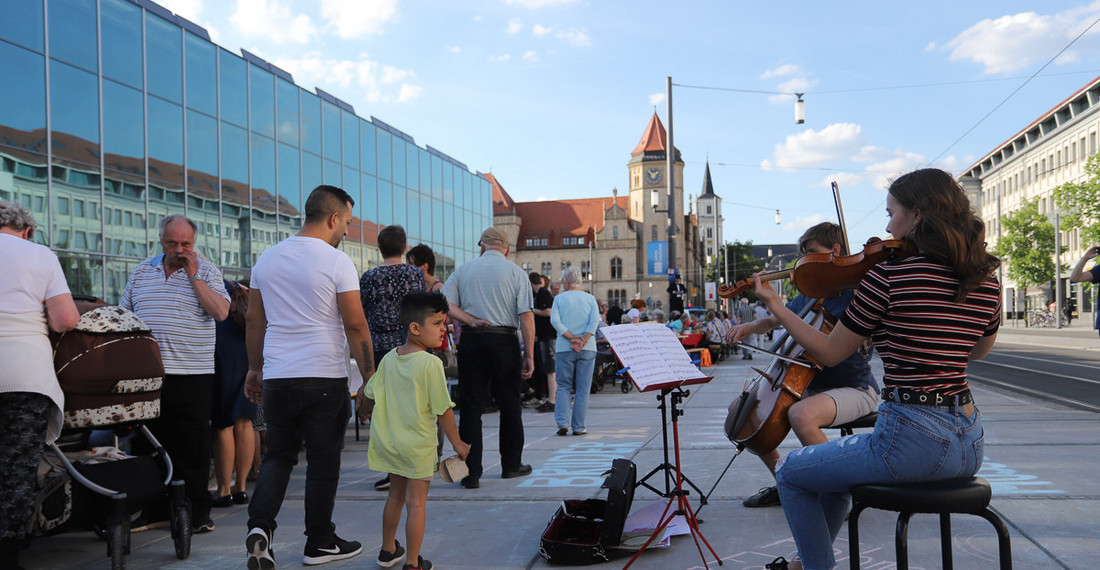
xmin=358 ymin=291 xmax=469 ymax=570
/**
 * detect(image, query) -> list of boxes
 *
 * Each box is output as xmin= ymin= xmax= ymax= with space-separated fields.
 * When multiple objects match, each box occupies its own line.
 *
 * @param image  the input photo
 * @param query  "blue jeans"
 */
xmin=554 ymin=350 xmax=595 ymax=432
xmin=247 ymin=377 xmax=350 ymax=544
xmin=775 ymin=401 xmax=984 ymax=570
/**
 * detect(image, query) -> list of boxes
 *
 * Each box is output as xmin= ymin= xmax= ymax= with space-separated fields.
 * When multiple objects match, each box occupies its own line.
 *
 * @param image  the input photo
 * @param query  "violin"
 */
xmin=717 ymin=237 xmax=915 ymax=300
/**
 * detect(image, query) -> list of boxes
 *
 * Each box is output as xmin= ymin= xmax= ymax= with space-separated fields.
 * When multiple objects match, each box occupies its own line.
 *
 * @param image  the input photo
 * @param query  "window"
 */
xmin=581 ymin=261 xmax=590 ymax=281
xmin=651 ymin=225 xmax=658 ymax=241
xmin=607 ymin=289 xmax=627 ymax=311
xmin=613 ymin=226 xmax=619 ymax=239
xmin=610 ymin=256 xmax=622 ymax=279
xmin=521 ymin=262 xmax=531 ymax=273
xmin=706 ymin=205 xmax=712 ymax=214
xmin=1081 ymin=137 xmax=1087 ymax=160
xmin=1091 ymin=132 xmax=1097 ymax=155
xmin=541 ymin=262 xmax=552 ymax=280
xmin=706 ymin=227 xmax=712 ymax=238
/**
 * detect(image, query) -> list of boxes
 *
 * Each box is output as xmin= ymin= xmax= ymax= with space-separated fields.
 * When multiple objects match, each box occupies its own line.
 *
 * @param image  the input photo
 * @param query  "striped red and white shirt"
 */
xmin=840 ymin=256 xmax=1001 ymax=395
xmin=119 ymin=254 xmax=229 ymax=375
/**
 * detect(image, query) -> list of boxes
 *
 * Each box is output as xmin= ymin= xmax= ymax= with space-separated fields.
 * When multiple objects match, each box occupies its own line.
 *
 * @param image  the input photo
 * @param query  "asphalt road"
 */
xmin=970 ymin=335 xmax=1100 ymax=412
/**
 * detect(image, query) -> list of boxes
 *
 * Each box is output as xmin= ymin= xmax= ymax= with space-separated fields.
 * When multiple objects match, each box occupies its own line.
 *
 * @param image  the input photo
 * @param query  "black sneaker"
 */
xmin=192 ymin=514 xmax=216 ymax=533
xmin=402 ymin=555 xmax=433 ymax=570
xmin=303 ymin=534 xmax=363 ymax=566
xmin=246 ymin=527 xmax=275 ymax=570
xmin=536 ymin=401 xmax=554 ymax=413
xmin=374 ymin=475 xmax=391 ymax=491
xmin=743 ymin=485 xmax=781 ymax=508
xmin=377 ymin=539 xmax=406 ymax=568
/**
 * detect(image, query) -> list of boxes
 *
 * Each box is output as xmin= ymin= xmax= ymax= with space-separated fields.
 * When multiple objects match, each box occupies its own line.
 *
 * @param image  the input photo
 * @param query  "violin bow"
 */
xmin=832 ymin=181 xmax=850 ymax=256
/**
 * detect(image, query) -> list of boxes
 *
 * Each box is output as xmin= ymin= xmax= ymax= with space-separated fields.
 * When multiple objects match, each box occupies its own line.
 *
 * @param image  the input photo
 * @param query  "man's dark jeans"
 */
xmin=247 ymin=377 xmax=349 ymax=543
xmin=457 ymin=331 xmax=524 ymax=478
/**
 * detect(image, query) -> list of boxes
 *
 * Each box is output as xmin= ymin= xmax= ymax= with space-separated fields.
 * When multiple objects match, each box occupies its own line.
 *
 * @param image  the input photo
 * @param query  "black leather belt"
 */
xmin=464 ymin=325 xmax=517 ymax=335
xmin=883 ymin=387 xmax=973 ymax=407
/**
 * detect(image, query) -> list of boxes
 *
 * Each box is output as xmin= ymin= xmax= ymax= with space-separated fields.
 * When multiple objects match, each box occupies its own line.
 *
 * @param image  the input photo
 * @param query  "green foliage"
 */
xmin=992 ymin=197 xmax=1056 ymax=290
xmin=708 ymin=240 xmax=769 ymax=302
xmin=1053 ymin=154 xmax=1100 ymax=247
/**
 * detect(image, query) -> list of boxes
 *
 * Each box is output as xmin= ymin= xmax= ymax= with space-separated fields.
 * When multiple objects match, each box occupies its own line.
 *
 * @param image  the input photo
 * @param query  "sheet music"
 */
xmin=601 ymin=323 xmax=708 ymax=391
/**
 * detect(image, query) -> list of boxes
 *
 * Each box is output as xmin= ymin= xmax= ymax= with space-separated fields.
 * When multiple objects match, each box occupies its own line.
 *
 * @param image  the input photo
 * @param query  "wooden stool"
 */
xmin=834 ymin=412 xmax=878 ymax=436
xmin=848 ymin=476 xmax=1012 ymax=569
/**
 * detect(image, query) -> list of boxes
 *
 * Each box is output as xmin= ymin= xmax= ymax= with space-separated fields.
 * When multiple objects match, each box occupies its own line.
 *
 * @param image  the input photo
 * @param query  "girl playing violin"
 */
xmin=754 ymin=168 xmax=1001 ymax=570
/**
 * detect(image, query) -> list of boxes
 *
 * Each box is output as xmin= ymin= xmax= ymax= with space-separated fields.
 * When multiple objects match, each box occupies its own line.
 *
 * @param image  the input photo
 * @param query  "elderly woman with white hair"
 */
xmin=549 ymin=266 xmax=601 ymax=436
xmin=0 ymin=200 xmax=79 ymax=566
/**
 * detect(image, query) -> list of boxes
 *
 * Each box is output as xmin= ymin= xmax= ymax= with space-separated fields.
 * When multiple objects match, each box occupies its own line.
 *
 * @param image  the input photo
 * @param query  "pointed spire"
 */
xmin=632 ymin=112 xmax=668 ymax=155
xmin=699 ymin=160 xmax=716 ymax=197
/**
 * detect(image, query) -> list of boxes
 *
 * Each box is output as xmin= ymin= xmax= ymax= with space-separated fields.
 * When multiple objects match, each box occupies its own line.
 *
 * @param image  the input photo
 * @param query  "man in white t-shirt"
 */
xmin=243 ymin=185 xmax=373 ymax=568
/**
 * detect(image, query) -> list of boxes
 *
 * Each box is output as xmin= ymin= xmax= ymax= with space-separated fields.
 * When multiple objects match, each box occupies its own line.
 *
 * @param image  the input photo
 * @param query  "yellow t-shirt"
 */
xmin=365 ymin=350 xmax=454 ymax=479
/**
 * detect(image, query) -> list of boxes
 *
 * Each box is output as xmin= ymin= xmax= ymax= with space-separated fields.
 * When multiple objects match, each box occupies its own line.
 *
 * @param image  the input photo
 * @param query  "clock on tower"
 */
xmin=646 ymin=167 xmax=662 ymax=184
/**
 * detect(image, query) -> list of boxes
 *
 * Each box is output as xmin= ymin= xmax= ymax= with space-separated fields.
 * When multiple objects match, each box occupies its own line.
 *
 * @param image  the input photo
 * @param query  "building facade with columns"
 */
xmin=959 ymin=74 xmax=1100 ymax=323
xmin=492 ymin=113 xmax=707 ymax=312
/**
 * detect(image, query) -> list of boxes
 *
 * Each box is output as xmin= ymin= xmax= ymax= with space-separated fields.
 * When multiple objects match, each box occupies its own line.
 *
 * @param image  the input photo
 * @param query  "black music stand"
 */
xmin=624 ymin=382 xmax=722 ymax=569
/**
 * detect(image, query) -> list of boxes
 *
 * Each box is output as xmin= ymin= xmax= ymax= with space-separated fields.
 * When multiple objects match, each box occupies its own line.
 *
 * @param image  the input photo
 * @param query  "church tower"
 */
xmin=695 ymin=160 xmax=723 ymax=263
xmin=627 ymin=112 xmax=685 ymax=305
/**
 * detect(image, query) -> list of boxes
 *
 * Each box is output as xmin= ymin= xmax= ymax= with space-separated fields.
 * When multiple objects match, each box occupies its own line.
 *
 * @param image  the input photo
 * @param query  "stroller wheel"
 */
xmin=621 ymin=380 xmax=632 ymax=394
xmin=171 ymin=507 xmax=192 ymax=559
xmin=108 ymin=523 xmax=127 ymax=570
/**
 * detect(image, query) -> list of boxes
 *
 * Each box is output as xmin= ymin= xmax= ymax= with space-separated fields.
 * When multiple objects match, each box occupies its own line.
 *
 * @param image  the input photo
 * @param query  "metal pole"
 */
xmin=666 ymin=76 xmax=676 ymax=274
xmin=1054 ymin=215 xmax=1061 ymax=326
xmin=712 ymin=198 xmax=718 ymax=310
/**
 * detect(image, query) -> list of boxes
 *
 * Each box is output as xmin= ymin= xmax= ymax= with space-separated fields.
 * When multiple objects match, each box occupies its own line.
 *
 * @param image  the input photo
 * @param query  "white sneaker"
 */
xmin=246 ymin=527 xmax=276 ymax=570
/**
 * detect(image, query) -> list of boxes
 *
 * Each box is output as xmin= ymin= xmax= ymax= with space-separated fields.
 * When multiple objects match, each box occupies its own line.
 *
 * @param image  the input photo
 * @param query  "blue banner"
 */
xmin=646 ymin=241 xmax=667 ymax=276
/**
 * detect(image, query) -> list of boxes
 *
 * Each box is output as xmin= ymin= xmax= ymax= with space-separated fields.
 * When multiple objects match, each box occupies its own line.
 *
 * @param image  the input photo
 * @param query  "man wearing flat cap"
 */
xmin=441 ymin=226 xmax=535 ymax=489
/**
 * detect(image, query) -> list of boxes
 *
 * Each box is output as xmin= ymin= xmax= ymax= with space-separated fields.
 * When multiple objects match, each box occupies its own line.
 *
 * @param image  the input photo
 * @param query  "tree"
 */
xmin=992 ymin=197 xmax=1057 ymax=291
xmin=711 ymin=240 xmax=767 ymax=302
xmin=1053 ymin=153 xmax=1100 ymax=247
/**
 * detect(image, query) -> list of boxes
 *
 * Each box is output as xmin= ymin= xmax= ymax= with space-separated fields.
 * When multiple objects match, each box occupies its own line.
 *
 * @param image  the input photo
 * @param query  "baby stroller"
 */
xmin=591 ymin=340 xmax=631 ymax=394
xmin=33 ymin=298 xmax=191 ymax=570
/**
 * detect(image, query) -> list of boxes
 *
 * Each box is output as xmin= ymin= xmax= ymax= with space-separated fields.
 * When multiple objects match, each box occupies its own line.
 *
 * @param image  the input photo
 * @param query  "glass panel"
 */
xmin=102 ymin=80 xmax=144 ymax=175
xmin=101 ymin=0 xmax=142 ymax=87
xmin=184 ymin=33 xmax=216 ymax=115
xmin=392 ymin=139 xmax=405 ymax=186
xmin=341 ymin=111 xmax=358 ymax=169
xmin=147 ymin=97 xmax=183 ymax=188
xmin=377 ymin=130 xmax=392 ymax=181
xmin=393 ymin=182 xmax=406 ymax=229
xmin=301 ymin=92 xmax=321 ymax=154
xmin=276 ymin=79 xmax=299 ymax=145
xmin=186 ymin=109 xmax=218 ymax=199
xmin=342 ymin=165 xmax=361 ymax=263
xmin=322 ymin=102 xmax=340 ymax=162
xmin=219 ymin=49 xmax=247 ymax=127
xmin=0 ymin=0 xmax=44 ymax=52
xmin=277 ymin=142 xmax=301 ymax=235
xmin=406 ymin=189 xmax=419 ymax=240
xmin=323 ymin=159 xmax=340 ymax=186
xmin=58 ymin=253 xmax=104 ymax=299
xmin=0 ymin=42 xmax=47 ymax=149
xmin=431 ymin=155 xmax=443 ymax=201
xmin=442 ymin=162 xmax=453 ymax=203
xmin=361 ymin=173 xmax=377 ymax=228
xmin=252 ymin=135 xmax=277 ymax=259
xmin=377 ymin=180 xmax=392 ymax=226
xmin=48 ymin=0 xmax=96 ymax=72
xmin=249 ymin=66 xmax=275 ymax=138
xmin=220 ymin=122 xmax=249 ymax=205
xmin=49 ymin=60 xmax=98 ymax=172
xmin=432 ymin=199 xmax=443 ymax=248
xmin=419 ymin=148 xmax=431 ymax=194
xmin=360 ymin=120 xmax=376 ymax=176
xmin=420 ymin=196 xmax=432 ymax=243
xmin=301 ymin=152 xmax=322 ymax=201
xmin=145 ymin=12 xmax=182 ymax=103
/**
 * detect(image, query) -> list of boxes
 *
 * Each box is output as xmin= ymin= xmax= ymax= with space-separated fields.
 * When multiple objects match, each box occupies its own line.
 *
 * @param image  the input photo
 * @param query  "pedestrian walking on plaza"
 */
xmin=530 ymin=272 xmax=556 ymax=412
xmin=667 ymin=275 xmax=686 ymax=315
xmin=359 ymin=292 xmax=470 ymax=570
xmin=550 ymin=266 xmax=601 ymax=436
xmin=1070 ymin=245 xmax=1100 ymax=339
xmin=0 ymin=201 xmax=79 ymax=569
xmin=210 ymin=279 xmax=257 ymax=509
xmin=244 ymin=185 xmax=373 ymax=568
xmin=736 ymin=297 xmax=756 ymax=359
xmin=360 ymin=225 xmax=425 ymax=492
xmin=440 ymin=227 xmax=535 ymax=489
xmin=120 ymin=214 xmax=230 ymax=534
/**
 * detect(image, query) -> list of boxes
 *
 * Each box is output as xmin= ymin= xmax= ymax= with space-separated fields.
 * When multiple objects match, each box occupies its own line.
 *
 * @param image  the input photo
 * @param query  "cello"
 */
xmin=719 ymin=237 xmax=915 ymax=456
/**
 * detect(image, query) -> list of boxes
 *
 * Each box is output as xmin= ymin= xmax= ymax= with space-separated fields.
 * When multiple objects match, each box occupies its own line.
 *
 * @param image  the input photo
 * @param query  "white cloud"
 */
xmin=319 ymin=0 xmax=398 ymax=39
xmin=532 ymin=24 xmax=553 ymax=37
xmin=944 ymin=4 xmax=1100 ymax=74
xmin=555 ymin=28 xmax=591 ymax=47
xmin=783 ymin=213 xmax=828 ymax=232
xmin=489 ymin=54 xmax=512 ymax=62
xmin=447 ymin=46 xmax=462 ymax=53
xmin=230 ymin=0 xmax=316 ymax=44
xmin=472 ymin=15 xmax=484 ymax=22
xmin=523 ymin=51 xmax=539 ymax=62
xmin=821 ymin=172 xmax=863 ymax=189
xmin=761 ymin=64 xmax=801 ymax=79
xmin=863 ymin=151 xmax=927 ymax=189
xmin=761 ymin=123 xmax=866 ymax=169
xmin=535 ymin=196 xmax=551 ymax=201
xmin=768 ymin=77 xmax=814 ymax=104
xmin=158 ymin=0 xmax=204 ymax=22
xmin=649 ymin=93 xmax=665 ymax=107
xmin=503 ymin=0 xmax=580 ymax=8
xmin=273 ymin=52 xmax=421 ymax=104
xmin=507 ymin=18 xmax=523 ymax=35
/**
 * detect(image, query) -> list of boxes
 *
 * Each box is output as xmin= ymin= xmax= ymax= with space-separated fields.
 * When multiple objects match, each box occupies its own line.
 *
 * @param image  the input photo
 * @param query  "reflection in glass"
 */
xmin=360 ymin=121 xmax=376 ymax=176
xmin=0 ymin=0 xmax=44 ymax=52
xmin=102 ymin=80 xmax=144 ymax=175
xmin=324 ymin=159 xmax=340 ymax=187
xmin=361 ymin=173 xmax=377 ymax=228
xmin=322 ymin=103 xmax=340 ymax=162
xmin=101 ymin=0 xmax=142 ymax=88
xmin=277 ymin=143 xmax=301 ymax=235
xmin=250 ymin=66 xmax=275 ymax=138
xmin=185 ymin=33 xmax=217 ymax=115
xmin=405 ymin=142 xmax=418 ymax=190
xmin=147 ymin=97 xmax=184 ymax=188
xmin=221 ymin=122 xmax=248 ymax=205
xmin=341 ymin=111 xmax=358 ymax=169
xmin=276 ymin=80 xmax=299 ymax=145
xmin=58 ymin=253 xmax=104 ymax=299
xmin=431 ymin=155 xmax=443 ymax=201
xmin=145 ymin=11 xmax=182 ymax=103
xmin=421 ymin=196 xmax=432 ymax=244
xmin=377 ymin=130 xmax=392 ymax=182
xmin=432 ymin=199 xmax=444 ymax=249
xmin=393 ymin=183 xmax=406 ymax=231
xmin=49 ymin=60 xmax=99 ymax=172
xmin=49 ymin=0 xmax=97 ymax=72
xmin=219 ymin=49 xmax=247 ymax=127
xmin=301 ymin=93 xmax=321 ymax=154
xmin=251 ymin=134 xmax=277 ymax=260
xmin=186 ymin=110 xmax=219 ymax=200
xmin=392 ymin=139 xmax=405 ymax=187
xmin=378 ymin=180 xmax=392 ymax=227
xmin=406 ymin=190 xmax=419 ymax=242
xmin=302 ymin=152 xmax=322 ymax=203
xmin=419 ymin=148 xmax=431 ymax=195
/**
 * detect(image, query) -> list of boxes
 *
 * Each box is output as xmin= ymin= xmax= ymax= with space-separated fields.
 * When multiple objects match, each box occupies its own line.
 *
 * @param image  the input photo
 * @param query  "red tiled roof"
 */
xmin=514 ymin=196 xmax=628 ymax=249
xmin=484 ymin=172 xmax=516 ymax=215
xmin=633 ymin=112 xmax=668 ymax=155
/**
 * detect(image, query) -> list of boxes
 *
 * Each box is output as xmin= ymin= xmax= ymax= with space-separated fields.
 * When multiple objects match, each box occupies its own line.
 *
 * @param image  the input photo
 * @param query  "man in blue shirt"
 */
xmin=726 ymin=223 xmax=880 ymax=508
xmin=1069 ymin=245 xmax=1099 ymax=337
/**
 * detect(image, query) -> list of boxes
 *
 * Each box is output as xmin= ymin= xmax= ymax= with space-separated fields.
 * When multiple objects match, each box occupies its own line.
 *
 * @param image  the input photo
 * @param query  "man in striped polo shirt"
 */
xmin=120 ymin=214 xmax=230 ymax=534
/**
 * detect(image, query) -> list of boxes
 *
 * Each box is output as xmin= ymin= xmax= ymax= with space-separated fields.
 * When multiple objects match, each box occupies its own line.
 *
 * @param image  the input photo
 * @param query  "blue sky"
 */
xmin=161 ymin=0 xmax=1100 ymax=250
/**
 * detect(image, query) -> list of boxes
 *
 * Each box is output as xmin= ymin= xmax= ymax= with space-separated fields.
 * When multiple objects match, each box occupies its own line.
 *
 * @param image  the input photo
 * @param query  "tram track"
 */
xmin=969 ymin=348 xmax=1100 ymax=413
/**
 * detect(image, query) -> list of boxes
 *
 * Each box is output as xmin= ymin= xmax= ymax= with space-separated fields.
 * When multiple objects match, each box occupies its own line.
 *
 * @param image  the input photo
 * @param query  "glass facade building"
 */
xmin=0 ymin=0 xmax=491 ymax=301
